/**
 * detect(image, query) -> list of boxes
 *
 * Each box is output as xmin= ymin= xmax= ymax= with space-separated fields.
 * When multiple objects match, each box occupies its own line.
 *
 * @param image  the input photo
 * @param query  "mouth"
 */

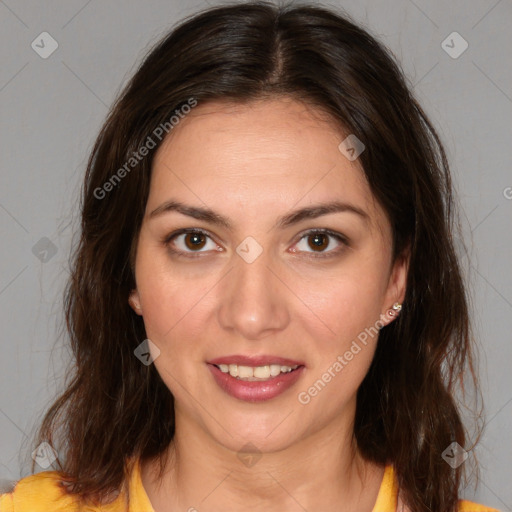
xmin=211 ymin=362 xmax=302 ymax=381
xmin=206 ymin=355 xmax=306 ymax=402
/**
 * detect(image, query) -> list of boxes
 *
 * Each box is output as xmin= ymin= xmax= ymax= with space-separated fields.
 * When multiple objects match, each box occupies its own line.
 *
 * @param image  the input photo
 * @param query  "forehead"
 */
xmin=148 ymin=98 xmax=387 ymax=234
xmin=155 ymin=97 xmax=347 ymax=173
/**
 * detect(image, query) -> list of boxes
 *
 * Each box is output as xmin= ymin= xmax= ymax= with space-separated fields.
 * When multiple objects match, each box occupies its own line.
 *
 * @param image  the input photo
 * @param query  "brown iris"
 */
xmin=307 ymin=233 xmax=329 ymax=252
xmin=184 ymin=232 xmax=207 ymax=251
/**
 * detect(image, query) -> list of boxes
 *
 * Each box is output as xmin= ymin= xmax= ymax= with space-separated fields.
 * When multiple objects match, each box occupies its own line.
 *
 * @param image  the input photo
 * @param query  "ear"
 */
xmin=129 ymin=289 xmax=143 ymax=315
xmin=380 ymin=244 xmax=410 ymax=327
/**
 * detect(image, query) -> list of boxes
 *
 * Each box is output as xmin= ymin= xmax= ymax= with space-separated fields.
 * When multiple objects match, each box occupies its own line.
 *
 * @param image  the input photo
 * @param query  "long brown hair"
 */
xmin=32 ymin=2 xmax=484 ymax=510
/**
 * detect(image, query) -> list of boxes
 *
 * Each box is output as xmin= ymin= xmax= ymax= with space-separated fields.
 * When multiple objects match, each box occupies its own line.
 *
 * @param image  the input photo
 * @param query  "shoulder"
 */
xmin=397 ymin=500 xmax=500 ymax=512
xmin=0 ymin=464 xmax=136 ymax=512
xmin=396 ymin=495 xmax=500 ymax=512
xmin=0 ymin=470 xmax=127 ymax=512
xmin=458 ymin=498 xmax=501 ymax=511
xmin=0 ymin=470 xmax=80 ymax=512
xmin=393 ymin=471 xmax=499 ymax=512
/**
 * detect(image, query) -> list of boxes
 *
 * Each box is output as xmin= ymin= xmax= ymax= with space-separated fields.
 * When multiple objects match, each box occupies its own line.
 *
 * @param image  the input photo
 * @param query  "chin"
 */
xmin=221 ymin=430 xmax=298 ymax=456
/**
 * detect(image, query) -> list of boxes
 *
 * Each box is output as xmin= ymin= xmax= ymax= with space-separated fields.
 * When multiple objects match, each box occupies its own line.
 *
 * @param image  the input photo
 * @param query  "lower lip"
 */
xmin=207 ymin=364 xmax=305 ymax=402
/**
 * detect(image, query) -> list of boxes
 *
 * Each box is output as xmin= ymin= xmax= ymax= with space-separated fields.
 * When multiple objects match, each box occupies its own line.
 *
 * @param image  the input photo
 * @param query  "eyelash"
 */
xmin=163 ymin=228 xmax=349 ymax=260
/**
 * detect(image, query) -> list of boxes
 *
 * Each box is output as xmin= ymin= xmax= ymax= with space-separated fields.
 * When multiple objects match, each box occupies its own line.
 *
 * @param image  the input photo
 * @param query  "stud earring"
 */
xmin=386 ymin=302 xmax=402 ymax=318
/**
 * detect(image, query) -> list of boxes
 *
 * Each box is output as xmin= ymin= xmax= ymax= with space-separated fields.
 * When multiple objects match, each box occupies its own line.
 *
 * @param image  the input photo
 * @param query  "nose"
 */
xmin=217 ymin=251 xmax=290 ymax=340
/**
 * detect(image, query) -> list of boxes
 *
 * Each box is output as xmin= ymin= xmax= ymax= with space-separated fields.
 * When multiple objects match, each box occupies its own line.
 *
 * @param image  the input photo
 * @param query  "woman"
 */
xmin=0 ymin=2 xmax=499 ymax=511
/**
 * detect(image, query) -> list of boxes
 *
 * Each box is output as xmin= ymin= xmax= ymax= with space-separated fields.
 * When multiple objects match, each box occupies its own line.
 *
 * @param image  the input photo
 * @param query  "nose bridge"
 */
xmin=217 ymin=248 xmax=290 ymax=339
xmin=233 ymin=250 xmax=272 ymax=300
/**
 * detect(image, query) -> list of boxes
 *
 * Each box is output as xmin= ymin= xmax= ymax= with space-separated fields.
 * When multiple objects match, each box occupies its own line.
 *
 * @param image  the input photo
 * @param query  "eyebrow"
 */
xmin=148 ymin=199 xmax=370 ymax=229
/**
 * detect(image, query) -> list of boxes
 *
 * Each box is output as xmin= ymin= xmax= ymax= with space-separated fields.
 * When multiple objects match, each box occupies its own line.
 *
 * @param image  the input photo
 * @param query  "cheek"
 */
xmin=135 ymin=252 xmax=213 ymax=353
xmin=295 ymin=259 xmax=388 ymax=350
xmin=140 ymin=280 xmax=210 ymax=346
xmin=294 ymin=276 xmax=383 ymax=415
xmin=137 ymin=276 xmax=213 ymax=398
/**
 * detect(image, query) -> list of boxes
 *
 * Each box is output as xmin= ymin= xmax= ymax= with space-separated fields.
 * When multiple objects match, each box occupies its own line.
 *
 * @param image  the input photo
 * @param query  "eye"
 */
xmin=163 ymin=228 xmax=348 ymax=260
xmin=164 ymin=229 xmax=221 ymax=257
xmin=291 ymin=229 xmax=348 ymax=258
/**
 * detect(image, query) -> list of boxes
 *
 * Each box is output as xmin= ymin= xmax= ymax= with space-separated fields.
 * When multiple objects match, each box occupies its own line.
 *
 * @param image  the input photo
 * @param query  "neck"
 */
xmin=141 ymin=404 xmax=384 ymax=512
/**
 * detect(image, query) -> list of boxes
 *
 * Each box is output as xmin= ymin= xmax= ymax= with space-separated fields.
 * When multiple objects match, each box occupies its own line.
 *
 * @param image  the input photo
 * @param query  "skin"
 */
xmin=129 ymin=97 xmax=409 ymax=512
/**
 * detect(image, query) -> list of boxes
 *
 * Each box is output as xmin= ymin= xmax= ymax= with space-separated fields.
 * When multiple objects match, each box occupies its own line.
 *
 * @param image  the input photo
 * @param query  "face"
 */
xmin=130 ymin=97 xmax=408 ymax=454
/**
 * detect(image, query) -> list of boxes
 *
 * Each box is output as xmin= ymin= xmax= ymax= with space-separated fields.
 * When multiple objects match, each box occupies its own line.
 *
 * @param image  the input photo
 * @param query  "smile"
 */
xmin=207 ymin=362 xmax=305 ymax=402
xmin=215 ymin=363 xmax=300 ymax=381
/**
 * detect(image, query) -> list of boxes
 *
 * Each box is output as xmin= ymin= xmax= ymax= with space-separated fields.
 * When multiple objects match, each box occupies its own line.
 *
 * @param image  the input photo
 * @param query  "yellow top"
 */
xmin=0 ymin=457 xmax=500 ymax=512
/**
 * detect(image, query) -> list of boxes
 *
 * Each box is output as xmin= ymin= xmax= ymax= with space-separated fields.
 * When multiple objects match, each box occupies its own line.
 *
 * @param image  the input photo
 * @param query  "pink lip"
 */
xmin=207 ymin=355 xmax=305 ymax=367
xmin=207 ymin=363 xmax=305 ymax=402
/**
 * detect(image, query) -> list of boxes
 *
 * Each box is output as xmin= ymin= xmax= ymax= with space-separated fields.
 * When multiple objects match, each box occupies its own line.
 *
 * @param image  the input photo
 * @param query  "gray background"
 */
xmin=0 ymin=0 xmax=510 ymax=510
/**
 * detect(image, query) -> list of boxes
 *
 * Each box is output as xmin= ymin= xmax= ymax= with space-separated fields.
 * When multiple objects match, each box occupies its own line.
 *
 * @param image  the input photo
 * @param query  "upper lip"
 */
xmin=207 ymin=355 xmax=305 ymax=367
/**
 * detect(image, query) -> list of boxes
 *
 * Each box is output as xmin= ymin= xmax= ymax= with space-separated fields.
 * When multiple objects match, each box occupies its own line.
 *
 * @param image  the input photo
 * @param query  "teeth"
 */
xmin=217 ymin=363 xmax=299 ymax=380
xmin=270 ymin=364 xmax=281 ymax=376
xmin=238 ymin=365 xmax=253 ymax=379
xmin=253 ymin=366 xmax=270 ymax=378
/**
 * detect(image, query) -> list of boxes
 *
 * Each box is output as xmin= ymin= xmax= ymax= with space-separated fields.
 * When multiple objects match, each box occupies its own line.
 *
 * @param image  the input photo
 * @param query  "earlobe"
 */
xmin=380 ymin=301 xmax=403 ymax=327
xmin=128 ymin=289 xmax=143 ymax=315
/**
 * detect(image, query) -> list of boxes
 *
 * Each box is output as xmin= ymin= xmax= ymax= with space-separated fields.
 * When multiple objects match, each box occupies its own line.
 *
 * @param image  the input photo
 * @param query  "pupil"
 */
xmin=309 ymin=234 xmax=327 ymax=251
